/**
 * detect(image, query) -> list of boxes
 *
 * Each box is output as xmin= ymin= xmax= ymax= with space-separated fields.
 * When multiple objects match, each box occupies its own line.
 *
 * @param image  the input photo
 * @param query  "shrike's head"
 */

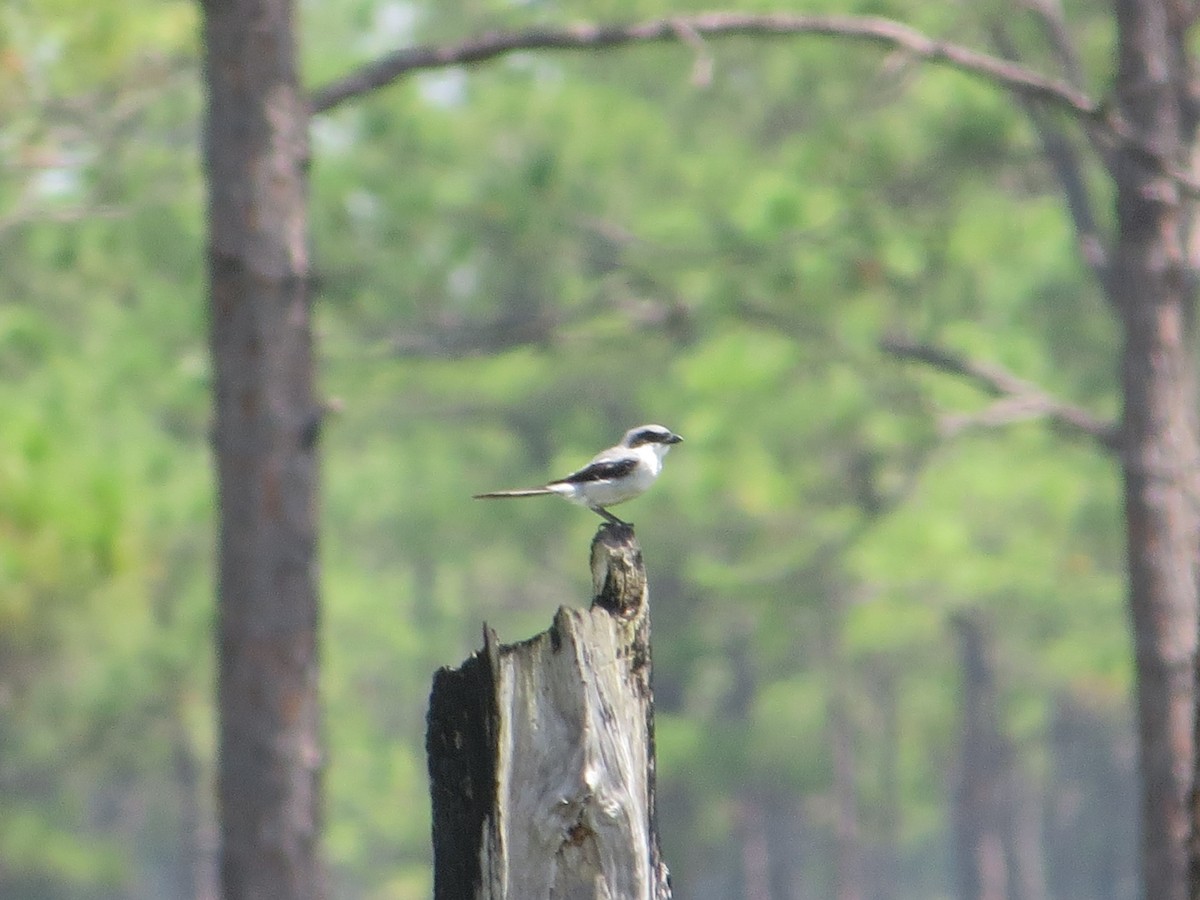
xmin=620 ymin=424 xmax=683 ymax=456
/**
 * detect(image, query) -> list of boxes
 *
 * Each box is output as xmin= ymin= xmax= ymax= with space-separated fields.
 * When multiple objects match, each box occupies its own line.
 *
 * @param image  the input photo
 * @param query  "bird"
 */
xmin=473 ymin=424 xmax=683 ymax=526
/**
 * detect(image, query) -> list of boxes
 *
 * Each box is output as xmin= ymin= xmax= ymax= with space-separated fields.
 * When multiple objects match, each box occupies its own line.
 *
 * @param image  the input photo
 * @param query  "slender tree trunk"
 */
xmin=952 ymin=615 xmax=1010 ymax=900
xmin=201 ymin=0 xmax=323 ymax=897
xmin=1046 ymin=696 xmax=1138 ymax=900
xmin=1111 ymin=5 xmax=1200 ymax=900
xmin=1005 ymin=774 xmax=1049 ymax=900
xmin=172 ymin=713 xmax=219 ymax=900
xmin=869 ymin=661 xmax=900 ymax=900
xmin=818 ymin=596 xmax=865 ymax=900
xmin=830 ymin=676 xmax=864 ymax=900
xmin=739 ymin=795 xmax=773 ymax=900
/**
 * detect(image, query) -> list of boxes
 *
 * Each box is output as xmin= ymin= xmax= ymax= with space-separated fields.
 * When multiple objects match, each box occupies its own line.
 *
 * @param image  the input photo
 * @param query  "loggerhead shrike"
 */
xmin=473 ymin=424 xmax=683 ymax=526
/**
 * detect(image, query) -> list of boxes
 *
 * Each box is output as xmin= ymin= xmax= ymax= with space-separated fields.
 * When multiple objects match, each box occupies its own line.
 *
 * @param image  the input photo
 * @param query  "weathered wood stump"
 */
xmin=427 ymin=523 xmax=671 ymax=899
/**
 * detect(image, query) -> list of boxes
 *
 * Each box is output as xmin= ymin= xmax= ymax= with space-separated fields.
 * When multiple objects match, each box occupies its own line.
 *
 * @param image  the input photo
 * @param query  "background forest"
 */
xmin=3 ymin=0 xmax=1142 ymax=898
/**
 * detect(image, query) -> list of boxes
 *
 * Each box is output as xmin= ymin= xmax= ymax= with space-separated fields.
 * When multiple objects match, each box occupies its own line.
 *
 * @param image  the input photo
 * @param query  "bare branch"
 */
xmin=1013 ymin=0 xmax=1128 ymax=207
xmin=0 ymin=203 xmax=129 ymax=239
xmin=670 ymin=18 xmax=715 ymax=88
xmin=385 ymin=293 xmax=695 ymax=359
xmin=881 ymin=335 xmax=1027 ymax=395
xmin=1019 ymin=0 xmax=1086 ymax=88
xmin=389 ymin=311 xmax=557 ymax=358
xmin=309 ymin=13 xmax=1098 ymax=117
xmin=309 ymin=12 xmax=1200 ymax=197
xmin=987 ymin=25 xmax=1110 ymax=281
xmin=1049 ymin=130 xmax=1109 ymax=251
xmin=1031 ymin=115 xmax=1111 ymax=275
xmin=880 ymin=334 xmax=1118 ymax=451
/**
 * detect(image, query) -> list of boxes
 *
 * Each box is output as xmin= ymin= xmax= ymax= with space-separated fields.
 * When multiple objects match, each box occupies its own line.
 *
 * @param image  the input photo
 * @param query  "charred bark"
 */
xmin=427 ymin=524 xmax=670 ymax=900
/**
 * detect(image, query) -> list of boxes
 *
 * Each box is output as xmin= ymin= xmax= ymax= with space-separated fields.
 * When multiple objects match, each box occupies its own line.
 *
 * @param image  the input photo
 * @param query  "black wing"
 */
xmin=552 ymin=456 xmax=639 ymax=485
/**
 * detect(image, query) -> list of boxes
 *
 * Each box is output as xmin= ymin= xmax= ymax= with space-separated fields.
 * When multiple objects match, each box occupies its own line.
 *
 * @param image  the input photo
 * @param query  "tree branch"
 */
xmin=0 ymin=203 xmax=128 ymax=239
xmin=310 ymin=13 xmax=1097 ymax=118
xmin=1019 ymin=0 xmax=1086 ymax=88
xmin=389 ymin=310 xmax=557 ymax=358
xmin=987 ymin=24 xmax=1110 ymax=281
xmin=309 ymin=12 xmax=1200 ymax=197
xmin=384 ymin=292 xmax=695 ymax=359
xmin=880 ymin=335 xmax=1119 ymax=451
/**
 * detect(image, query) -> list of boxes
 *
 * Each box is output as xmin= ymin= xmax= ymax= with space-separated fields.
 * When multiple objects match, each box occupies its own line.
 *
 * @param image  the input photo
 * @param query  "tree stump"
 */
xmin=427 ymin=523 xmax=671 ymax=899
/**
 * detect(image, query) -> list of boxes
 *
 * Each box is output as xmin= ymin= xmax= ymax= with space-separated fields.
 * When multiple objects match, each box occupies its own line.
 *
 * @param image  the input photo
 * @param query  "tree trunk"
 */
xmin=738 ymin=795 xmax=772 ymax=900
xmin=830 ymin=663 xmax=864 ymax=900
xmin=426 ymin=524 xmax=671 ymax=900
xmin=1005 ymin=772 xmax=1049 ymax=900
xmin=1111 ymin=5 xmax=1200 ymax=900
xmin=172 ymin=712 xmax=219 ymax=900
xmin=952 ymin=615 xmax=1011 ymax=900
xmin=868 ymin=661 xmax=900 ymax=900
xmin=1046 ymin=695 xmax=1138 ymax=900
xmin=201 ymin=0 xmax=323 ymax=896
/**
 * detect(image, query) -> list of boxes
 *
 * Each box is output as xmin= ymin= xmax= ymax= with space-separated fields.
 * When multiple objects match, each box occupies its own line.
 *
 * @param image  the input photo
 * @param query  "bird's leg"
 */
xmin=591 ymin=506 xmax=630 ymax=527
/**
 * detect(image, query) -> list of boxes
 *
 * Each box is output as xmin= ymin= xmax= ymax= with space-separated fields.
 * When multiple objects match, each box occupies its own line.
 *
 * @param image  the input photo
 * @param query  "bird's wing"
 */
xmin=551 ymin=455 xmax=639 ymax=485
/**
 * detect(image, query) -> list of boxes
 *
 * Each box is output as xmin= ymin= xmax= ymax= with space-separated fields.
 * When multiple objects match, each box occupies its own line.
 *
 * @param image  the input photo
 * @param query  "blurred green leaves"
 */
xmin=3 ymin=0 xmax=1131 ymax=896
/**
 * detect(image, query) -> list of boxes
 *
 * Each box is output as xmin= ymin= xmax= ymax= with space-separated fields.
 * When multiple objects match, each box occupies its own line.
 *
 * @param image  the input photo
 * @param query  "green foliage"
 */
xmin=5 ymin=0 xmax=1133 ymax=896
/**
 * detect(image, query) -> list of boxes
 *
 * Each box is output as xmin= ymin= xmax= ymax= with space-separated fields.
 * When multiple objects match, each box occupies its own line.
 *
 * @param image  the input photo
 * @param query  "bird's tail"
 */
xmin=472 ymin=487 xmax=555 ymax=499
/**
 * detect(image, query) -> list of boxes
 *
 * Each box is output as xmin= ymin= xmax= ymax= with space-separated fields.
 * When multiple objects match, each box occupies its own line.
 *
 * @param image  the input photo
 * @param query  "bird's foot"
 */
xmin=593 ymin=506 xmax=632 ymax=528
